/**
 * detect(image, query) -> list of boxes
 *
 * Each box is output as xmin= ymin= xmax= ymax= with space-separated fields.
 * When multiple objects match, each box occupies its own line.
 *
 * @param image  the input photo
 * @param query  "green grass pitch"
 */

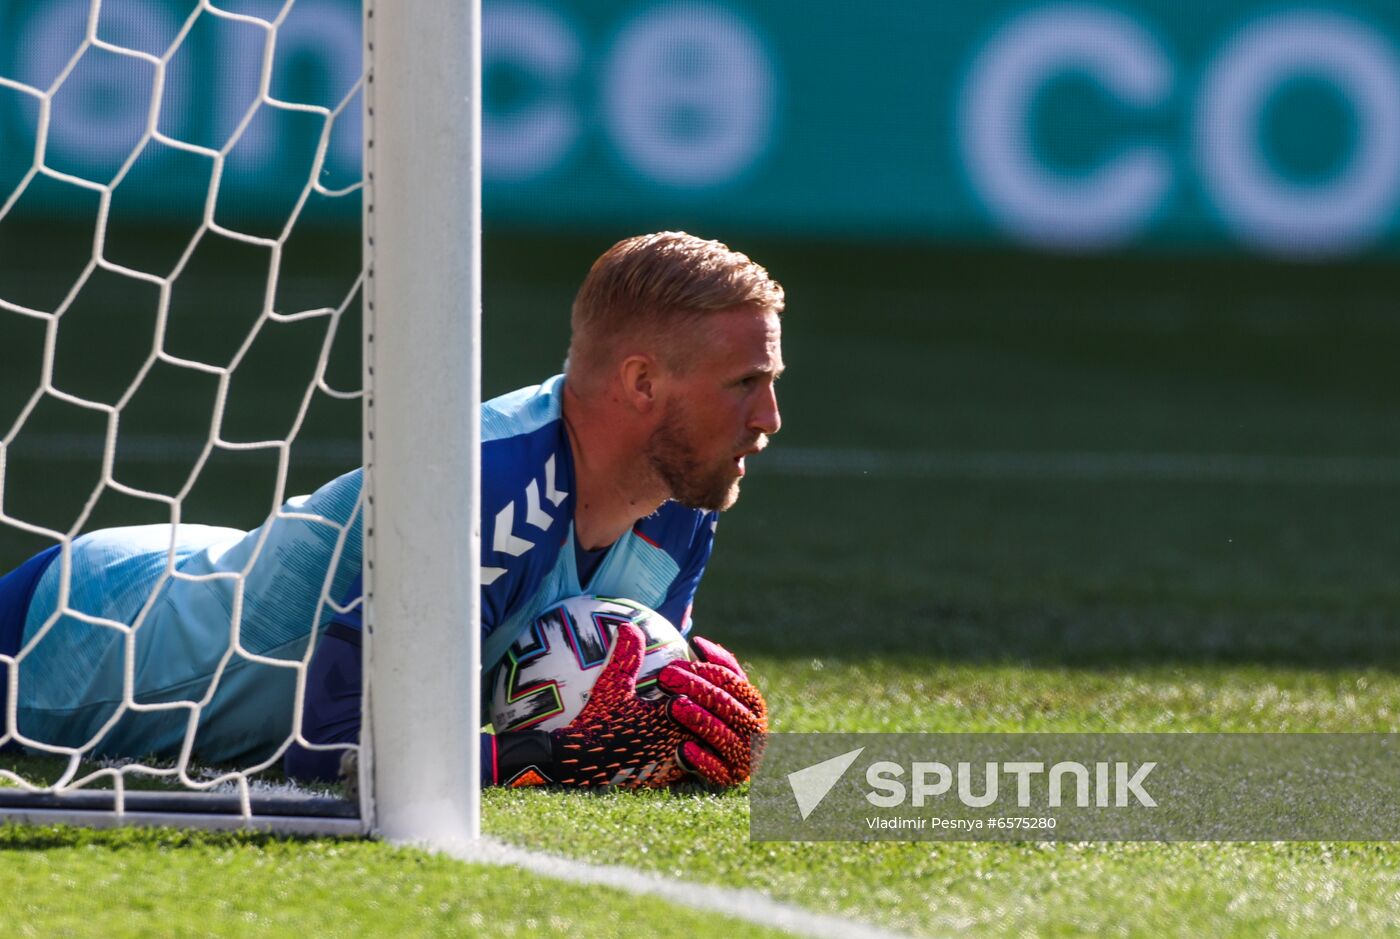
xmin=2 ymin=231 xmax=1400 ymax=935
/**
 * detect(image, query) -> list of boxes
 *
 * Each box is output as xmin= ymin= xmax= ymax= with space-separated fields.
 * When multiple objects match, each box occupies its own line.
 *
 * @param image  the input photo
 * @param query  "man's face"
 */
xmin=645 ymin=307 xmax=784 ymax=511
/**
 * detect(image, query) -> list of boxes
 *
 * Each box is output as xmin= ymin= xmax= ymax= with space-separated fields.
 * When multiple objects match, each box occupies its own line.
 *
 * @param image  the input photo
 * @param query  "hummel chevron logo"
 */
xmin=787 ymin=747 xmax=864 ymax=820
xmin=493 ymin=502 xmax=535 ymax=557
xmin=481 ymin=458 xmax=568 ymax=587
xmin=543 ymin=455 xmax=567 ymax=506
xmin=523 ymin=481 xmax=552 ymax=530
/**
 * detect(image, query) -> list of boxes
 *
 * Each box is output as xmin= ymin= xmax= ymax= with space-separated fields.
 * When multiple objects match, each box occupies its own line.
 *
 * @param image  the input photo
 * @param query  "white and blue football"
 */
xmin=489 ymin=595 xmax=693 ymax=734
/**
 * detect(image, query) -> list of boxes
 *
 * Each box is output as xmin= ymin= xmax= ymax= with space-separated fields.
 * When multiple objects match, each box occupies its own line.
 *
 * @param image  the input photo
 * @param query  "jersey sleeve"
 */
xmin=328 ymin=572 xmax=364 ymax=630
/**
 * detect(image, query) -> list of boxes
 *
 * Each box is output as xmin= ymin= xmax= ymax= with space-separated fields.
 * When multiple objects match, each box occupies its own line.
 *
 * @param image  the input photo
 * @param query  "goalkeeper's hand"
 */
xmin=658 ymin=636 xmax=768 ymax=786
xmin=493 ymin=623 xmax=702 ymax=788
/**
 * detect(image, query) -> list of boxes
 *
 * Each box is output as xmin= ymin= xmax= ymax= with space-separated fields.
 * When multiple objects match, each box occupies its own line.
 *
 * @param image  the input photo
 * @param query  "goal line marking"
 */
xmin=14 ymin=434 xmax=1400 ymax=485
xmin=456 ymin=837 xmax=919 ymax=939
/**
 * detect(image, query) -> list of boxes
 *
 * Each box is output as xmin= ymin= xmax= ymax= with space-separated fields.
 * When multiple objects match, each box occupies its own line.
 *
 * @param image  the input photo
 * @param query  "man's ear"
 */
xmin=618 ymin=354 xmax=660 ymax=414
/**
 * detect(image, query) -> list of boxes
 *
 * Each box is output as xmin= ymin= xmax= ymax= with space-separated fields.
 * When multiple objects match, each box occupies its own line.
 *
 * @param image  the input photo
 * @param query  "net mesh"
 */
xmin=0 ymin=0 xmax=365 ymax=820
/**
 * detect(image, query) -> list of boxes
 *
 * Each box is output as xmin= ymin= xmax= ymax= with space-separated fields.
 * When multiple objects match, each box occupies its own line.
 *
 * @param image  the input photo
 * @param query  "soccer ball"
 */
xmin=489 ymin=595 xmax=693 ymax=734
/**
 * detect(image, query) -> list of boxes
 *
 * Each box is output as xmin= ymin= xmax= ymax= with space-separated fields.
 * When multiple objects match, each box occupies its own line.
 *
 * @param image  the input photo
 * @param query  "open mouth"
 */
xmin=734 ymin=444 xmax=764 ymax=476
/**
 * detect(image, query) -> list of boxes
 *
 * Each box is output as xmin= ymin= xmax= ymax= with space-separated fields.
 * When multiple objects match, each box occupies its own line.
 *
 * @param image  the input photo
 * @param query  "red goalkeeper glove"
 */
xmin=658 ymin=636 xmax=768 ymax=786
xmin=492 ymin=623 xmax=691 ymax=788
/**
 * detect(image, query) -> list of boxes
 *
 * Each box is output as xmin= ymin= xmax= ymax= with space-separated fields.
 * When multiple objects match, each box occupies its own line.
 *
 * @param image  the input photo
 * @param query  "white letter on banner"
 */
xmin=910 ymin=762 xmax=952 ymax=806
xmin=604 ymin=3 xmax=775 ymax=188
xmin=1117 ymin=761 xmax=1157 ymax=806
xmin=958 ymin=762 xmax=999 ymax=808
xmin=270 ymin=0 xmax=363 ymax=174
xmin=26 ymin=0 xmax=186 ymax=178
xmin=1196 ymin=11 xmax=1400 ymax=257
xmin=1003 ymin=761 xmax=1044 ymax=807
xmin=958 ymin=4 xmax=1172 ymax=249
xmin=1048 ymin=761 xmax=1091 ymax=807
xmin=13 ymin=0 xmax=85 ymax=93
xmin=213 ymin=0 xmax=360 ymax=166
xmin=865 ymin=761 xmax=906 ymax=808
xmin=482 ymin=2 xmax=582 ymax=182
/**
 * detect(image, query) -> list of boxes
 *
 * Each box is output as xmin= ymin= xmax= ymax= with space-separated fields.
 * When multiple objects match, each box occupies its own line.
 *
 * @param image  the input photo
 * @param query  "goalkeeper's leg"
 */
xmin=0 ymin=546 xmax=62 ymax=754
xmin=286 ymin=622 xmax=527 ymax=792
xmin=285 ymin=623 xmax=363 ymax=782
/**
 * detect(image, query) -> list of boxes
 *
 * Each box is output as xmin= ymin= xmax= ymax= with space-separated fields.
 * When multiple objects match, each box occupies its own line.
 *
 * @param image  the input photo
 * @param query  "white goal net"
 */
xmin=0 ymin=0 xmax=480 ymax=839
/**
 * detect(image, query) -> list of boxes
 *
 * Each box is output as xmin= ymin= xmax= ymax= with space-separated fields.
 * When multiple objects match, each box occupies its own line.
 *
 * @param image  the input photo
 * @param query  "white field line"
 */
xmin=451 ymin=837 xmax=920 ymax=939
xmin=27 ymin=764 xmax=916 ymax=936
xmin=7 ymin=433 xmax=363 ymax=465
xmin=759 ymin=447 xmax=1400 ymax=485
xmin=13 ymin=433 xmax=1400 ymax=486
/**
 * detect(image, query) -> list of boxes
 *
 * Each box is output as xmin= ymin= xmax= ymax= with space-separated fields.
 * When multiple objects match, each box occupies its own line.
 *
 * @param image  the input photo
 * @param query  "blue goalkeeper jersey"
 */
xmin=5 ymin=375 xmax=717 ymax=765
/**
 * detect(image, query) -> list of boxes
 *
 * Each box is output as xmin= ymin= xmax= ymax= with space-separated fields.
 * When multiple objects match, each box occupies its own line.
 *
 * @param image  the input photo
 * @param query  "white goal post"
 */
xmin=360 ymin=0 xmax=482 ymax=845
xmin=0 ymin=0 xmax=481 ymax=844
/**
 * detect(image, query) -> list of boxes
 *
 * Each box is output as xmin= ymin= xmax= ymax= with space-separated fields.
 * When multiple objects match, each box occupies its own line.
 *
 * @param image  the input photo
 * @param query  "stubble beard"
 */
xmin=645 ymin=401 xmax=742 ymax=512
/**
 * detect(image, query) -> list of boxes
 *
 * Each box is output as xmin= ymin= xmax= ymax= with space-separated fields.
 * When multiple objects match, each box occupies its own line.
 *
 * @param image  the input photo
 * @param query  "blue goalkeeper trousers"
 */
xmin=0 ymin=545 xmax=62 ymax=752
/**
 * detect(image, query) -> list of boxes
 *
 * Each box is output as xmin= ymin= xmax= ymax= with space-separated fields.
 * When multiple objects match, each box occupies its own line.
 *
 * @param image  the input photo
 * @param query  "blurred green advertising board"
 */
xmin=3 ymin=0 xmax=1400 ymax=257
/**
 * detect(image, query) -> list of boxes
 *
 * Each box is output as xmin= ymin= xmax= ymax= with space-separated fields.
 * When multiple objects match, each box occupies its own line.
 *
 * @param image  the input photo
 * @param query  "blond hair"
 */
xmin=566 ymin=232 xmax=784 ymax=386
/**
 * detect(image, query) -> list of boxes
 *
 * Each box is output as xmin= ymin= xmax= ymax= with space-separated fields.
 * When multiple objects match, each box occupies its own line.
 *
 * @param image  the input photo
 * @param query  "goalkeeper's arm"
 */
xmin=286 ymin=625 xmax=516 ymax=786
xmin=289 ymin=622 xmax=741 ymax=789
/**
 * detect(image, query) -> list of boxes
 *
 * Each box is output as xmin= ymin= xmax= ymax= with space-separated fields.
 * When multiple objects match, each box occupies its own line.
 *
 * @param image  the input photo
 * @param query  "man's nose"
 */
xmin=751 ymin=384 xmax=781 ymax=436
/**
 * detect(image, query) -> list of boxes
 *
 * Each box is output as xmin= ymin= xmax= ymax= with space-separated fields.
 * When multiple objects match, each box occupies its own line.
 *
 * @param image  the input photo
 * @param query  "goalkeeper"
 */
xmin=0 ymin=232 xmax=779 ymax=789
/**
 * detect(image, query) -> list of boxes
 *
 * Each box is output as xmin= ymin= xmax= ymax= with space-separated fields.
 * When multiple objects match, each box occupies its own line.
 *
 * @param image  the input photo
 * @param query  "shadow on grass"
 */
xmin=0 ymin=753 xmax=310 ymax=789
xmin=714 ymin=598 xmax=1400 ymax=671
xmin=0 ymin=823 xmax=347 ymax=852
